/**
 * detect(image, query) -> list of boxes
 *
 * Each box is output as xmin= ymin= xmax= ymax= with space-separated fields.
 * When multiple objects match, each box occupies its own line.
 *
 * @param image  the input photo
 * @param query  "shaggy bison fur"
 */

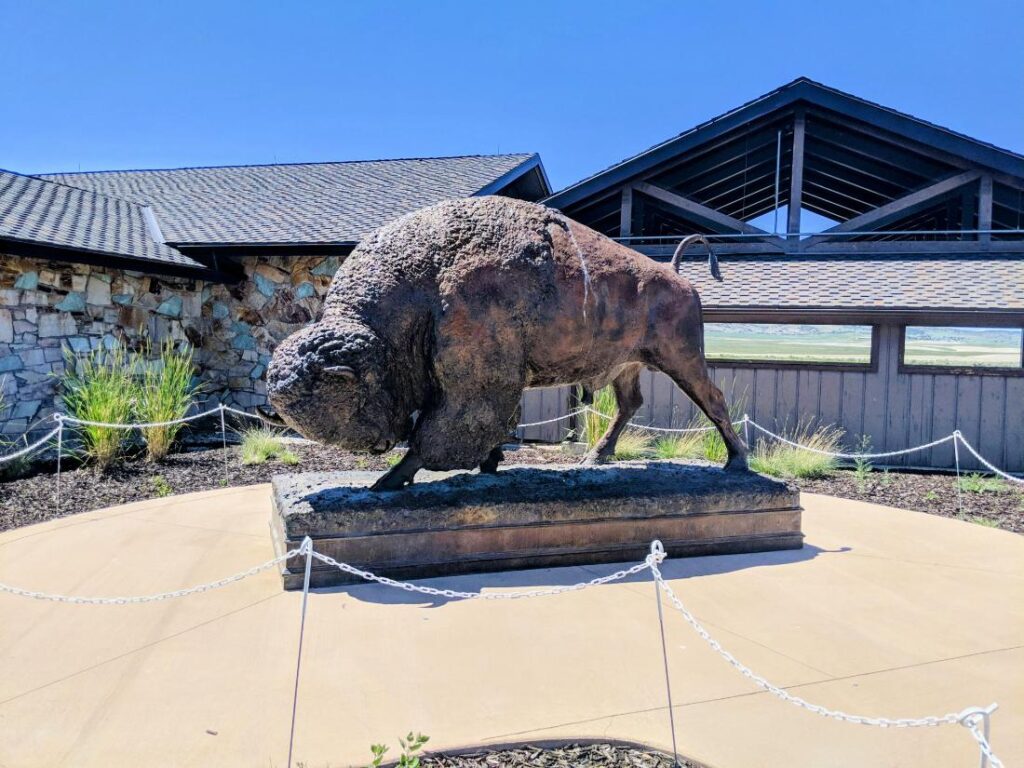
xmin=267 ymin=196 xmax=748 ymax=489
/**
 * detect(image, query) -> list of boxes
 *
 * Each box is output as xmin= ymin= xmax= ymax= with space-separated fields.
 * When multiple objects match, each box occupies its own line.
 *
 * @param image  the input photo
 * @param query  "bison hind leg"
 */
xmin=370 ymin=449 xmax=424 ymax=491
xmin=479 ymin=445 xmax=505 ymax=474
xmin=582 ymin=364 xmax=643 ymax=465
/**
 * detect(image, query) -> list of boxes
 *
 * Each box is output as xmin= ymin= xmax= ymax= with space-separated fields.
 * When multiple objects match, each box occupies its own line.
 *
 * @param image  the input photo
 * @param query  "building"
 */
xmin=2 ymin=78 xmax=1022 ymax=471
xmin=530 ymin=78 xmax=1024 ymax=471
xmin=0 ymin=155 xmax=549 ymax=436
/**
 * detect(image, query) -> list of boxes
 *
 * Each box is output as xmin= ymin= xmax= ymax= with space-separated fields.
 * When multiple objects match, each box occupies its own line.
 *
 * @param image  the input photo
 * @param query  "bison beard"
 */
xmin=267 ymin=196 xmax=748 ymax=490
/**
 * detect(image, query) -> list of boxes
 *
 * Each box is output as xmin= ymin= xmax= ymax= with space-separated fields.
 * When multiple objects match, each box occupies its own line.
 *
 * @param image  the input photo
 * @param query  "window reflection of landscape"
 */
xmin=903 ymin=327 xmax=1023 ymax=369
xmin=704 ymin=324 xmax=873 ymax=364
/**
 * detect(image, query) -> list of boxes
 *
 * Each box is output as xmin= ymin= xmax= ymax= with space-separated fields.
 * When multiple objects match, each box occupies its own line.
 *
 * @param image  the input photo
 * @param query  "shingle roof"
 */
xmin=42 ymin=154 xmax=541 ymax=246
xmin=0 ymin=169 xmax=205 ymax=269
xmin=673 ymin=253 xmax=1024 ymax=312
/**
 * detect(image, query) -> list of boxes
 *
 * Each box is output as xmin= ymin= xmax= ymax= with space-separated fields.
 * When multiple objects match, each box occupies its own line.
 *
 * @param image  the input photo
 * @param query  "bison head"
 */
xmin=266 ymin=320 xmax=408 ymax=453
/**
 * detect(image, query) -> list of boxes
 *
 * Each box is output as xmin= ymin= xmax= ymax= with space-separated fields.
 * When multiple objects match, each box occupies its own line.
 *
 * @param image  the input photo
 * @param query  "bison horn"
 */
xmin=323 ymin=365 xmax=357 ymax=382
xmin=255 ymin=407 xmax=288 ymax=428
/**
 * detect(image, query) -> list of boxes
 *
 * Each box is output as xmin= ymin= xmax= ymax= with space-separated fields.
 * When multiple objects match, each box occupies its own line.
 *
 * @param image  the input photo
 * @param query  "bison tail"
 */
xmin=671 ymin=234 xmax=722 ymax=282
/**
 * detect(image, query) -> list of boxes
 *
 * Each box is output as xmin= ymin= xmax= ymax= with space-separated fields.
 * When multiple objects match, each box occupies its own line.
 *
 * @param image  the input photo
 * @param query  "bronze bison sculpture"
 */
xmin=266 ymin=196 xmax=748 ymax=490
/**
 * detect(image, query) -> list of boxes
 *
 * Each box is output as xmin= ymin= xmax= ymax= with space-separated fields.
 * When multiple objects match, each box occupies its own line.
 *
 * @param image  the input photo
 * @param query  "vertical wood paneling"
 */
xmin=1004 ymin=378 xmax=1024 ymax=472
xmin=776 ymin=370 xmax=799 ymax=430
xmin=818 ymin=371 xmax=843 ymax=429
xmin=979 ymin=377 xmax=1006 ymax=470
xmin=956 ymin=377 xmax=983 ymax=470
xmin=929 ymin=375 xmax=958 ymax=468
xmin=754 ymin=369 xmax=778 ymax=428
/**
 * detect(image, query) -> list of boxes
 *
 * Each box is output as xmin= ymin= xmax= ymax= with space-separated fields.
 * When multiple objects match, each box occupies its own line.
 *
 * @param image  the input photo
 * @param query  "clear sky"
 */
xmin=1 ymin=0 xmax=1021 ymax=192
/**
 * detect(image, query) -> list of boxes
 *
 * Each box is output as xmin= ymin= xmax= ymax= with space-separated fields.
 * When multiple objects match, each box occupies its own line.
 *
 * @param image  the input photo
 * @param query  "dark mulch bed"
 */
xmin=0 ymin=440 xmax=570 ymax=533
xmin=797 ymin=467 xmax=1024 ymax=534
xmin=2 ymin=439 xmax=1021 ymax=535
xmin=415 ymin=743 xmax=690 ymax=767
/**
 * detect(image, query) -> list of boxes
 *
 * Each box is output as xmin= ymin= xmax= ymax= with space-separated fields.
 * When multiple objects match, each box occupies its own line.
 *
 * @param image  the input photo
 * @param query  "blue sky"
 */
xmin=1 ymin=0 xmax=1021 ymax=192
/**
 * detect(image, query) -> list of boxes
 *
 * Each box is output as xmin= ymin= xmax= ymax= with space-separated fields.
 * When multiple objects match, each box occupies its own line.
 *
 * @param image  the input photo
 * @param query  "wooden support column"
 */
xmin=787 ymin=110 xmax=806 ymax=238
xmin=620 ymin=187 xmax=633 ymax=238
xmin=979 ymin=175 xmax=993 ymax=243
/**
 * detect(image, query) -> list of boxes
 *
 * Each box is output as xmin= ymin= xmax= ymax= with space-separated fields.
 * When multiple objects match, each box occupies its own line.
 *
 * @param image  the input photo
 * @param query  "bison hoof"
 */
xmin=581 ymin=451 xmax=612 ymax=466
xmin=371 ymin=475 xmax=414 ymax=491
xmin=724 ymin=455 xmax=749 ymax=472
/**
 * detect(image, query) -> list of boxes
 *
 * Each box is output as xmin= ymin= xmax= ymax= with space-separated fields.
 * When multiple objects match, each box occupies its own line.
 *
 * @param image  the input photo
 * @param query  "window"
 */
xmin=704 ymin=324 xmax=874 ymax=366
xmin=902 ymin=327 xmax=1023 ymax=370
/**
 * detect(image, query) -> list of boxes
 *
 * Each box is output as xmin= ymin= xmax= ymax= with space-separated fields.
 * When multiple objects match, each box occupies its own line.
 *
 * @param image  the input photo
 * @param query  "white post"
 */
xmin=55 ymin=416 xmax=63 ymax=514
xmin=953 ymin=430 xmax=964 ymax=517
xmin=219 ymin=404 xmax=228 ymax=486
xmin=649 ymin=540 xmax=680 ymax=767
xmin=287 ymin=536 xmax=314 ymax=768
xmin=742 ymin=414 xmax=751 ymax=449
xmin=959 ymin=703 xmax=998 ymax=768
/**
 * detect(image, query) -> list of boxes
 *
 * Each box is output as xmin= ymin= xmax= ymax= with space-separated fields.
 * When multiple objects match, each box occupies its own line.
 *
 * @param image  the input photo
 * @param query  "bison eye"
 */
xmin=323 ymin=365 xmax=357 ymax=383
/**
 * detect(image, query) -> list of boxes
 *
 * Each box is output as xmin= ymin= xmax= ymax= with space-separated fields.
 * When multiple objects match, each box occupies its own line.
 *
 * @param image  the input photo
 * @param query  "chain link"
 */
xmin=0 ymin=550 xmax=297 ymax=604
xmin=963 ymin=714 xmax=1005 ymax=768
xmin=746 ymin=418 xmax=956 ymax=460
xmin=309 ymin=550 xmax=652 ymax=599
xmin=0 ymin=424 xmax=62 ymax=465
xmin=955 ymin=433 xmax=1024 ymax=487
xmin=649 ymin=561 xmax=964 ymax=729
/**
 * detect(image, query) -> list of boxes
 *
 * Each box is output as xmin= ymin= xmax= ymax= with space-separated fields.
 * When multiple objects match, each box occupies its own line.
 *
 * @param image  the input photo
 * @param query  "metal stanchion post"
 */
xmin=287 ymin=536 xmax=314 ymax=768
xmin=649 ymin=540 xmax=680 ymax=767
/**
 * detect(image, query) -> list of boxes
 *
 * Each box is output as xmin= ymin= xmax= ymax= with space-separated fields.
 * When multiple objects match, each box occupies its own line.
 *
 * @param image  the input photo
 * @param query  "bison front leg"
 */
xmin=583 ymin=364 xmax=643 ymax=465
xmin=371 ymin=448 xmax=424 ymax=490
xmin=479 ymin=445 xmax=505 ymax=474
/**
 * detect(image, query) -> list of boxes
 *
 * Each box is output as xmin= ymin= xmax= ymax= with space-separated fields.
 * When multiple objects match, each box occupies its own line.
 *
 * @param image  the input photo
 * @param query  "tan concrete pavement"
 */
xmin=0 ymin=486 xmax=1021 ymax=768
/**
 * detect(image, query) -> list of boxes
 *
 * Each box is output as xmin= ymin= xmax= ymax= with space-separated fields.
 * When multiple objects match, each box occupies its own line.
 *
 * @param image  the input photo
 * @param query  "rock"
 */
xmin=71 ymin=275 xmax=87 ymax=292
xmin=112 ymin=293 xmax=134 ymax=305
xmin=10 ymin=399 xmax=40 ymax=419
xmin=14 ymin=272 xmax=38 ymax=290
xmin=38 ymin=312 xmax=77 ymax=338
xmin=310 ymin=257 xmax=339 ymax=276
xmin=68 ymin=337 xmax=91 ymax=353
xmin=211 ymin=302 xmax=229 ymax=320
xmin=54 ymin=292 xmax=86 ymax=313
xmin=156 ymin=296 xmax=183 ymax=317
xmin=253 ymin=273 xmax=276 ymax=298
xmin=0 ymin=355 xmax=23 ymax=373
xmin=0 ymin=309 xmax=12 ymax=343
xmin=294 ymin=281 xmax=316 ymax=299
xmin=254 ymin=264 xmax=287 ymax=283
xmin=86 ymin=275 xmax=111 ymax=305
xmin=231 ymin=334 xmax=256 ymax=351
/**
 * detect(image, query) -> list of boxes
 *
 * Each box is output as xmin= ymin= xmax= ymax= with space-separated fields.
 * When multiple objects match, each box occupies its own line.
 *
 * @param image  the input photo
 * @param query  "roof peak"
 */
xmin=39 ymin=152 xmax=536 ymax=179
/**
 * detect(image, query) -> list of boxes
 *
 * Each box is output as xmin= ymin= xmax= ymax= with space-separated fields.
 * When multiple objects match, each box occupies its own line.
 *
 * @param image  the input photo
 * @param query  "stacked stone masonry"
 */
xmin=0 ymin=253 xmax=340 ymax=437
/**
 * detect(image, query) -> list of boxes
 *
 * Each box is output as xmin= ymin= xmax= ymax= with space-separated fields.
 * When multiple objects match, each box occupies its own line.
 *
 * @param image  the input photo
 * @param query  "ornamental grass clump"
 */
xmin=239 ymin=427 xmax=299 ymax=465
xmin=134 ymin=340 xmax=199 ymax=462
xmin=749 ymin=421 xmax=844 ymax=479
xmin=61 ymin=345 xmax=135 ymax=469
xmin=581 ymin=385 xmax=617 ymax=451
xmin=653 ymin=422 xmax=706 ymax=461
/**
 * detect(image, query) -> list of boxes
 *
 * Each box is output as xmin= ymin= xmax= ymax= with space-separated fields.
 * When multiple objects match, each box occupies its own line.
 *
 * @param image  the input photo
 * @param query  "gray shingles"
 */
xmin=673 ymin=254 xmax=1024 ymax=311
xmin=0 ymin=169 xmax=203 ymax=269
xmin=42 ymin=154 xmax=536 ymax=246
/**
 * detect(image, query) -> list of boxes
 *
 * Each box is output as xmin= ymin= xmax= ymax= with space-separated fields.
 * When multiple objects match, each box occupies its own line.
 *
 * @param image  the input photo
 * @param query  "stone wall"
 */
xmin=0 ymin=253 xmax=340 ymax=438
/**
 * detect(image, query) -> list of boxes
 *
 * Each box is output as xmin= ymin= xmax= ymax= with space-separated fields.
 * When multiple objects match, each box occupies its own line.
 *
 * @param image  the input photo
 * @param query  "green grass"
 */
xmin=152 ymin=475 xmax=173 ymax=497
xmin=958 ymin=473 xmax=1009 ymax=494
xmin=239 ymin=427 xmax=297 ymax=465
xmin=384 ymin=452 xmax=403 ymax=468
xmin=581 ymin=386 xmax=617 ymax=451
xmin=749 ymin=422 xmax=844 ymax=479
xmin=967 ymin=515 xmax=1001 ymax=528
xmin=61 ymin=345 xmax=135 ymax=469
xmin=135 ymin=340 xmax=199 ymax=462
xmin=653 ymin=430 xmax=705 ymax=460
xmin=612 ymin=430 xmax=652 ymax=460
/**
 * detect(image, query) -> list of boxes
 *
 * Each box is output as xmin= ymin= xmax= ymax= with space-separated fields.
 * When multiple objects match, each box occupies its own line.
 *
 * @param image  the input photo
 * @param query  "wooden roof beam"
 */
xmin=799 ymin=170 xmax=982 ymax=249
xmin=632 ymin=182 xmax=785 ymax=248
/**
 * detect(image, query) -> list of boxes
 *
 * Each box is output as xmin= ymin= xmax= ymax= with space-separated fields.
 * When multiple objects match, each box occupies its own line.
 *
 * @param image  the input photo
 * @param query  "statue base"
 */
xmin=270 ymin=461 xmax=802 ymax=590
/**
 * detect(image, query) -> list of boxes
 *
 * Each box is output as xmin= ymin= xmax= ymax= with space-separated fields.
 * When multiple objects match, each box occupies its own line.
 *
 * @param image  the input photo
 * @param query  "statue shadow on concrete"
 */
xmin=312 ymin=543 xmax=851 ymax=607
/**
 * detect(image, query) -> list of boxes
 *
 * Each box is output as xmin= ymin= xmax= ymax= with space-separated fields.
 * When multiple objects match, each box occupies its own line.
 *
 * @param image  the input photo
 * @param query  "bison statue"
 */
xmin=266 ymin=196 xmax=748 ymax=490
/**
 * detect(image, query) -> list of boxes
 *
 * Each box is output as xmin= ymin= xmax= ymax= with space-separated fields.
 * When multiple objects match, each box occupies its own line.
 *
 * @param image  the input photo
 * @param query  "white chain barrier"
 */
xmin=954 ymin=431 xmax=1024 ymax=486
xmin=0 ymin=539 xmax=1007 ymax=766
xmin=645 ymin=543 xmax=1004 ymax=767
xmin=309 ymin=549 xmax=653 ymax=599
xmin=745 ymin=417 xmax=957 ymax=459
xmin=0 ymin=549 xmax=298 ymax=604
xmin=0 ymin=424 xmax=63 ymax=466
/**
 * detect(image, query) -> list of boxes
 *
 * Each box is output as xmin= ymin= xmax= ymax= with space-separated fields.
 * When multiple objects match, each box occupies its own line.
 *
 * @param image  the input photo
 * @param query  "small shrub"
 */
xmin=152 ymin=475 xmax=173 ymax=497
xmin=852 ymin=435 xmax=873 ymax=491
xmin=384 ymin=452 xmax=403 ymax=468
xmin=369 ymin=732 xmax=429 ymax=768
xmin=280 ymin=449 xmax=300 ymax=466
xmin=924 ymin=490 xmax=939 ymax=502
xmin=135 ymin=340 xmax=199 ymax=462
xmin=613 ymin=429 xmax=652 ymax=460
xmin=239 ymin=427 xmax=292 ymax=465
xmin=968 ymin=515 xmax=1000 ymax=528
xmin=61 ymin=345 xmax=135 ymax=469
xmin=750 ymin=422 xmax=843 ymax=479
xmin=354 ymin=456 xmax=370 ymax=470
xmin=958 ymin=473 xmax=1008 ymax=494
xmin=881 ymin=468 xmax=894 ymax=487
